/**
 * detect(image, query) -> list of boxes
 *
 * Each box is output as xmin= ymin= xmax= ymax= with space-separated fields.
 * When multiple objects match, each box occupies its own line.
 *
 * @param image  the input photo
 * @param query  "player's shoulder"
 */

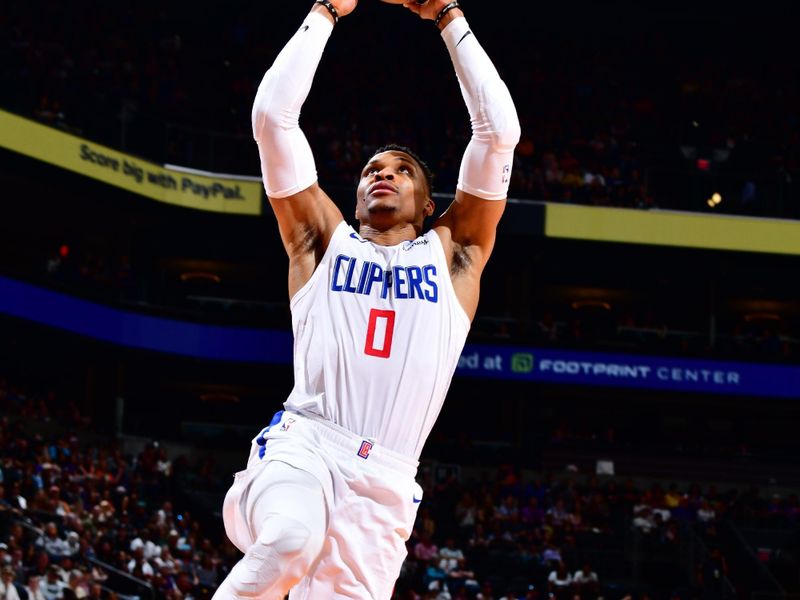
xmin=429 ymin=224 xmax=455 ymax=254
xmin=344 ymin=227 xmax=366 ymax=242
xmin=428 ymin=225 xmax=456 ymax=261
xmin=326 ymin=220 xmax=359 ymax=247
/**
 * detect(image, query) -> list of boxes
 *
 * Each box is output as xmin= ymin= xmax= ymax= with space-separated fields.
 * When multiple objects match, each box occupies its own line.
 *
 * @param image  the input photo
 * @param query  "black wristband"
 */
xmin=434 ymin=0 xmax=461 ymax=28
xmin=315 ymin=0 xmax=339 ymax=24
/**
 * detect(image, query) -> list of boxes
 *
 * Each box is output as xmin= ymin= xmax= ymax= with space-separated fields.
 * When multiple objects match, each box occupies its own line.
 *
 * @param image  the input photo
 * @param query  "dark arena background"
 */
xmin=1 ymin=2 xmax=799 ymax=599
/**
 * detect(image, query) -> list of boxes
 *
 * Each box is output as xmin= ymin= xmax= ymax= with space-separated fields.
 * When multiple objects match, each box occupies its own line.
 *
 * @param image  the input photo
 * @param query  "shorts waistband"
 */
xmin=290 ymin=410 xmax=419 ymax=478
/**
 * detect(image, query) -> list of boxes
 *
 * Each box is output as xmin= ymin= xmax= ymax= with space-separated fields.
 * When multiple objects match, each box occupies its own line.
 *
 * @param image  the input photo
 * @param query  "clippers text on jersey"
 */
xmin=331 ymin=255 xmax=439 ymax=303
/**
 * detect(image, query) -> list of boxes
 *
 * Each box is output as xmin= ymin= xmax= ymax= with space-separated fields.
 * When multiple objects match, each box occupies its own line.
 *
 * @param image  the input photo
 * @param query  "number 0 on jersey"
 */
xmin=364 ymin=309 xmax=396 ymax=358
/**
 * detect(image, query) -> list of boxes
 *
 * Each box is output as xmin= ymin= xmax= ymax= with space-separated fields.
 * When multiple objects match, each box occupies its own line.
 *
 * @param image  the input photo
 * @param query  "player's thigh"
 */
xmin=296 ymin=473 xmax=421 ymax=599
xmin=247 ymin=460 xmax=328 ymax=543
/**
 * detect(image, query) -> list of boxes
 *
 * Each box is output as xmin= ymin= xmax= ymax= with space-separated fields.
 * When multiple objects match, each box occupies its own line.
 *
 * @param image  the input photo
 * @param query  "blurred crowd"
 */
xmin=472 ymin=309 xmax=797 ymax=362
xmin=1 ymin=3 xmax=798 ymax=218
xmin=3 ymin=376 xmax=799 ymax=599
xmin=396 ymin=463 xmax=800 ymax=599
xmin=0 ymin=378 xmax=239 ymax=600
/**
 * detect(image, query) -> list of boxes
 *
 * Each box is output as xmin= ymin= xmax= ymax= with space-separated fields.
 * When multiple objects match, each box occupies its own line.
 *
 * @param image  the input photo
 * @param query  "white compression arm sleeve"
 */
xmin=251 ymin=12 xmax=333 ymax=199
xmin=442 ymin=17 xmax=521 ymax=200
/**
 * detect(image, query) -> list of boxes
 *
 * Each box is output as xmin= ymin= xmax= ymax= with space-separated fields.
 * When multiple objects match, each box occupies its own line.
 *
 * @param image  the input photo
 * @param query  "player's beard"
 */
xmin=365 ymin=194 xmax=401 ymax=214
xmin=367 ymin=203 xmax=398 ymax=214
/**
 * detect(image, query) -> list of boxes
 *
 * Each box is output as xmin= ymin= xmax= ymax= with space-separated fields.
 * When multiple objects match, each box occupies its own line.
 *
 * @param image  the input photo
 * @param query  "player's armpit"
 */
xmin=268 ymin=183 xmax=344 ymax=261
xmin=434 ymin=189 xmax=506 ymax=274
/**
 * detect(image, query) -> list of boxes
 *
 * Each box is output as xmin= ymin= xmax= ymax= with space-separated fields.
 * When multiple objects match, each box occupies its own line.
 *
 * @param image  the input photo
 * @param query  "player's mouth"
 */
xmin=368 ymin=182 xmax=398 ymax=196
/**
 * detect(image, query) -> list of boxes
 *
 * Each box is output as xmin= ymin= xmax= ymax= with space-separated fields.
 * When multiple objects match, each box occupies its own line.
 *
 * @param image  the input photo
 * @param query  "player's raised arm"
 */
xmin=402 ymin=1 xmax=520 ymax=270
xmin=252 ymin=1 xmax=355 ymax=296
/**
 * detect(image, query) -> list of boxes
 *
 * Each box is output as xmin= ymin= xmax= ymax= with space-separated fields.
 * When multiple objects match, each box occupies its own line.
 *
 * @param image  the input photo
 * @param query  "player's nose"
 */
xmin=375 ymin=167 xmax=394 ymax=180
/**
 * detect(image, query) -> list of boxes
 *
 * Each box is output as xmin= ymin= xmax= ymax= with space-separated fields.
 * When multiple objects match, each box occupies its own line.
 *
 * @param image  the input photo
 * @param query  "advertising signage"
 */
xmin=0 ymin=109 xmax=263 ymax=215
xmin=2 ymin=276 xmax=799 ymax=399
xmin=456 ymin=345 xmax=800 ymax=399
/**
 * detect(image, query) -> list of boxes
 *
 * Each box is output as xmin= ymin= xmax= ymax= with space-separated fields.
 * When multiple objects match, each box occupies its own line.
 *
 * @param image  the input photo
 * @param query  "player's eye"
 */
xmin=399 ymin=166 xmax=411 ymax=174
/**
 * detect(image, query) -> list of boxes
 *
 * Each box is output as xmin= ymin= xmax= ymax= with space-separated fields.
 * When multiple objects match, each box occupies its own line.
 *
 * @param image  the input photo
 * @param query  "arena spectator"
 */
xmin=35 ymin=524 xmax=72 ymax=559
xmin=547 ymin=562 xmax=573 ymax=599
xmin=664 ymin=484 xmax=683 ymax=509
xmin=437 ymin=538 xmax=477 ymax=595
xmin=84 ymin=583 xmax=102 ymax=600
xmin=40 ymin=565 xmax=68 ymax=600
xmin=573 ymin=562 xmax=600 ymax=597
xmin=454 ymin=492 xmax=478 ymax=533
xmin=698 ymin=547 xmax=728 ymax=599
xmin=0 ymin=566 xmax=24 ymax=600
xmin=519 ymin=496 xmax=545 ymax=528
xmin=697 ymin=499 xmax=716 ymax=524
xmin=541 ymin=541 xmax=563 ymax=567
xmin=546 ymin=498 xmax=572 ymax=528
xmin=7 ymin=484 xmax=27 ymax=513
xmin=26 ymin=575 xmax=47 ymax=600
xmin=194 ymin=554 xmax=219 ymax=591
xmin=414 ymin=533 xmax=439 ymax=563
xmin=495 ymin=495 xmax=520 ymax=524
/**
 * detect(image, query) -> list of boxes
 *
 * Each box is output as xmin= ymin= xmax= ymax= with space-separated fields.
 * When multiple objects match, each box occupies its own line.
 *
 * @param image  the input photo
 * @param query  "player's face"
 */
xmin=355 ymin=151 xmax=434 ymax=229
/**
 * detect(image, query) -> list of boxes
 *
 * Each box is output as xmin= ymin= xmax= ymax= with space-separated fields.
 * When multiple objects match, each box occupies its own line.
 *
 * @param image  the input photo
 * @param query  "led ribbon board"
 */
xmin=456 ymin=344 xmax=800 ymax=399
xmin=0 ymin=275 xmax=290 ymax=363
xmin=0 ymin=109 xmax=262 ymax=216
xmin=2 ymin=276 xmax=798 ymax=399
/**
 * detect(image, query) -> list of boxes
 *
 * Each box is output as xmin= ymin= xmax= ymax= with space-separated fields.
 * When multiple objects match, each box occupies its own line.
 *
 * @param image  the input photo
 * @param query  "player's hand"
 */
xmin=400 ymin=0 xmax=452 ymax=21
xmin=331 ymin=0 xmax=358 ymax=18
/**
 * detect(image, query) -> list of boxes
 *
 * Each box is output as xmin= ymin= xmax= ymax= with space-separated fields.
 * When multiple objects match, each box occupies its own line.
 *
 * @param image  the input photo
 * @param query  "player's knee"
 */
xmin=228 ymin=516 xmax=322 ymax=598
xmin=259 ymin=514 xmax=321 ymax=559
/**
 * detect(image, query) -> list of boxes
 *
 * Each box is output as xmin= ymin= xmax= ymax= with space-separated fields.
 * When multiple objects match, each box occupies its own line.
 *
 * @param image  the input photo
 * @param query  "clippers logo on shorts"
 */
xmin=357 ymin=440 xmax=373 ymax=460
xmin=280 ymin=418 xmax=296 ymax=432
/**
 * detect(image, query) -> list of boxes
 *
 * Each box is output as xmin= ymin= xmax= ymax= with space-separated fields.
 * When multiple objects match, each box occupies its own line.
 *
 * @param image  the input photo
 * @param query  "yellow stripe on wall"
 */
xmin=0 ymin=109 xmax=262 ymax=216
xmin=545 ymin=204 xmax=800 ymax=255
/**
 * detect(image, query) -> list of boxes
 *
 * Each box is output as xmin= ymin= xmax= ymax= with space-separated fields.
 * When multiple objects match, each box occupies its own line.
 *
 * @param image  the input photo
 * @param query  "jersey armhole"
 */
xmin=289 ymin=220 xmax=351 ymax=309
xmin=426 ymin=229 xmax=472 ymax=331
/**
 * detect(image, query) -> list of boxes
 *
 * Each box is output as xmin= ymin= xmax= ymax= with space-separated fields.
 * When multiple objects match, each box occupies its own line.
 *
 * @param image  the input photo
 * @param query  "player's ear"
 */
xmin=425 ymin=198 xmax=435 ymax=217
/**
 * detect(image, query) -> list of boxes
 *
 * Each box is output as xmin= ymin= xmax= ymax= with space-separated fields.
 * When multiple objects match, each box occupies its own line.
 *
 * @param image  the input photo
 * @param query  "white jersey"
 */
xmin=285 ymin=221 xmax=470 ymax=459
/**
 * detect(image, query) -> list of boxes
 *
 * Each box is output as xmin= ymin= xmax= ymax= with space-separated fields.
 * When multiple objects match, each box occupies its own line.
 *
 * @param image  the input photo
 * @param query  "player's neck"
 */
xmin=358 ymin=222 xmax=421 ymax=246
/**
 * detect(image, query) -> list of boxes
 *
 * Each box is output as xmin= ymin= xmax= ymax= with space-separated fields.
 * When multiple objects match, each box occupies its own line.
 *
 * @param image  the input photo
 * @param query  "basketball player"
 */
xmin=213 ymin=0 xmax=519 ymax=598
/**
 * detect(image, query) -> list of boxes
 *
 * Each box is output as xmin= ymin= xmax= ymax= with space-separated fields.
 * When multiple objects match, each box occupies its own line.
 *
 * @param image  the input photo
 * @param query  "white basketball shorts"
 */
xmin=222 ymin=410 xmax=424 ymax=599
